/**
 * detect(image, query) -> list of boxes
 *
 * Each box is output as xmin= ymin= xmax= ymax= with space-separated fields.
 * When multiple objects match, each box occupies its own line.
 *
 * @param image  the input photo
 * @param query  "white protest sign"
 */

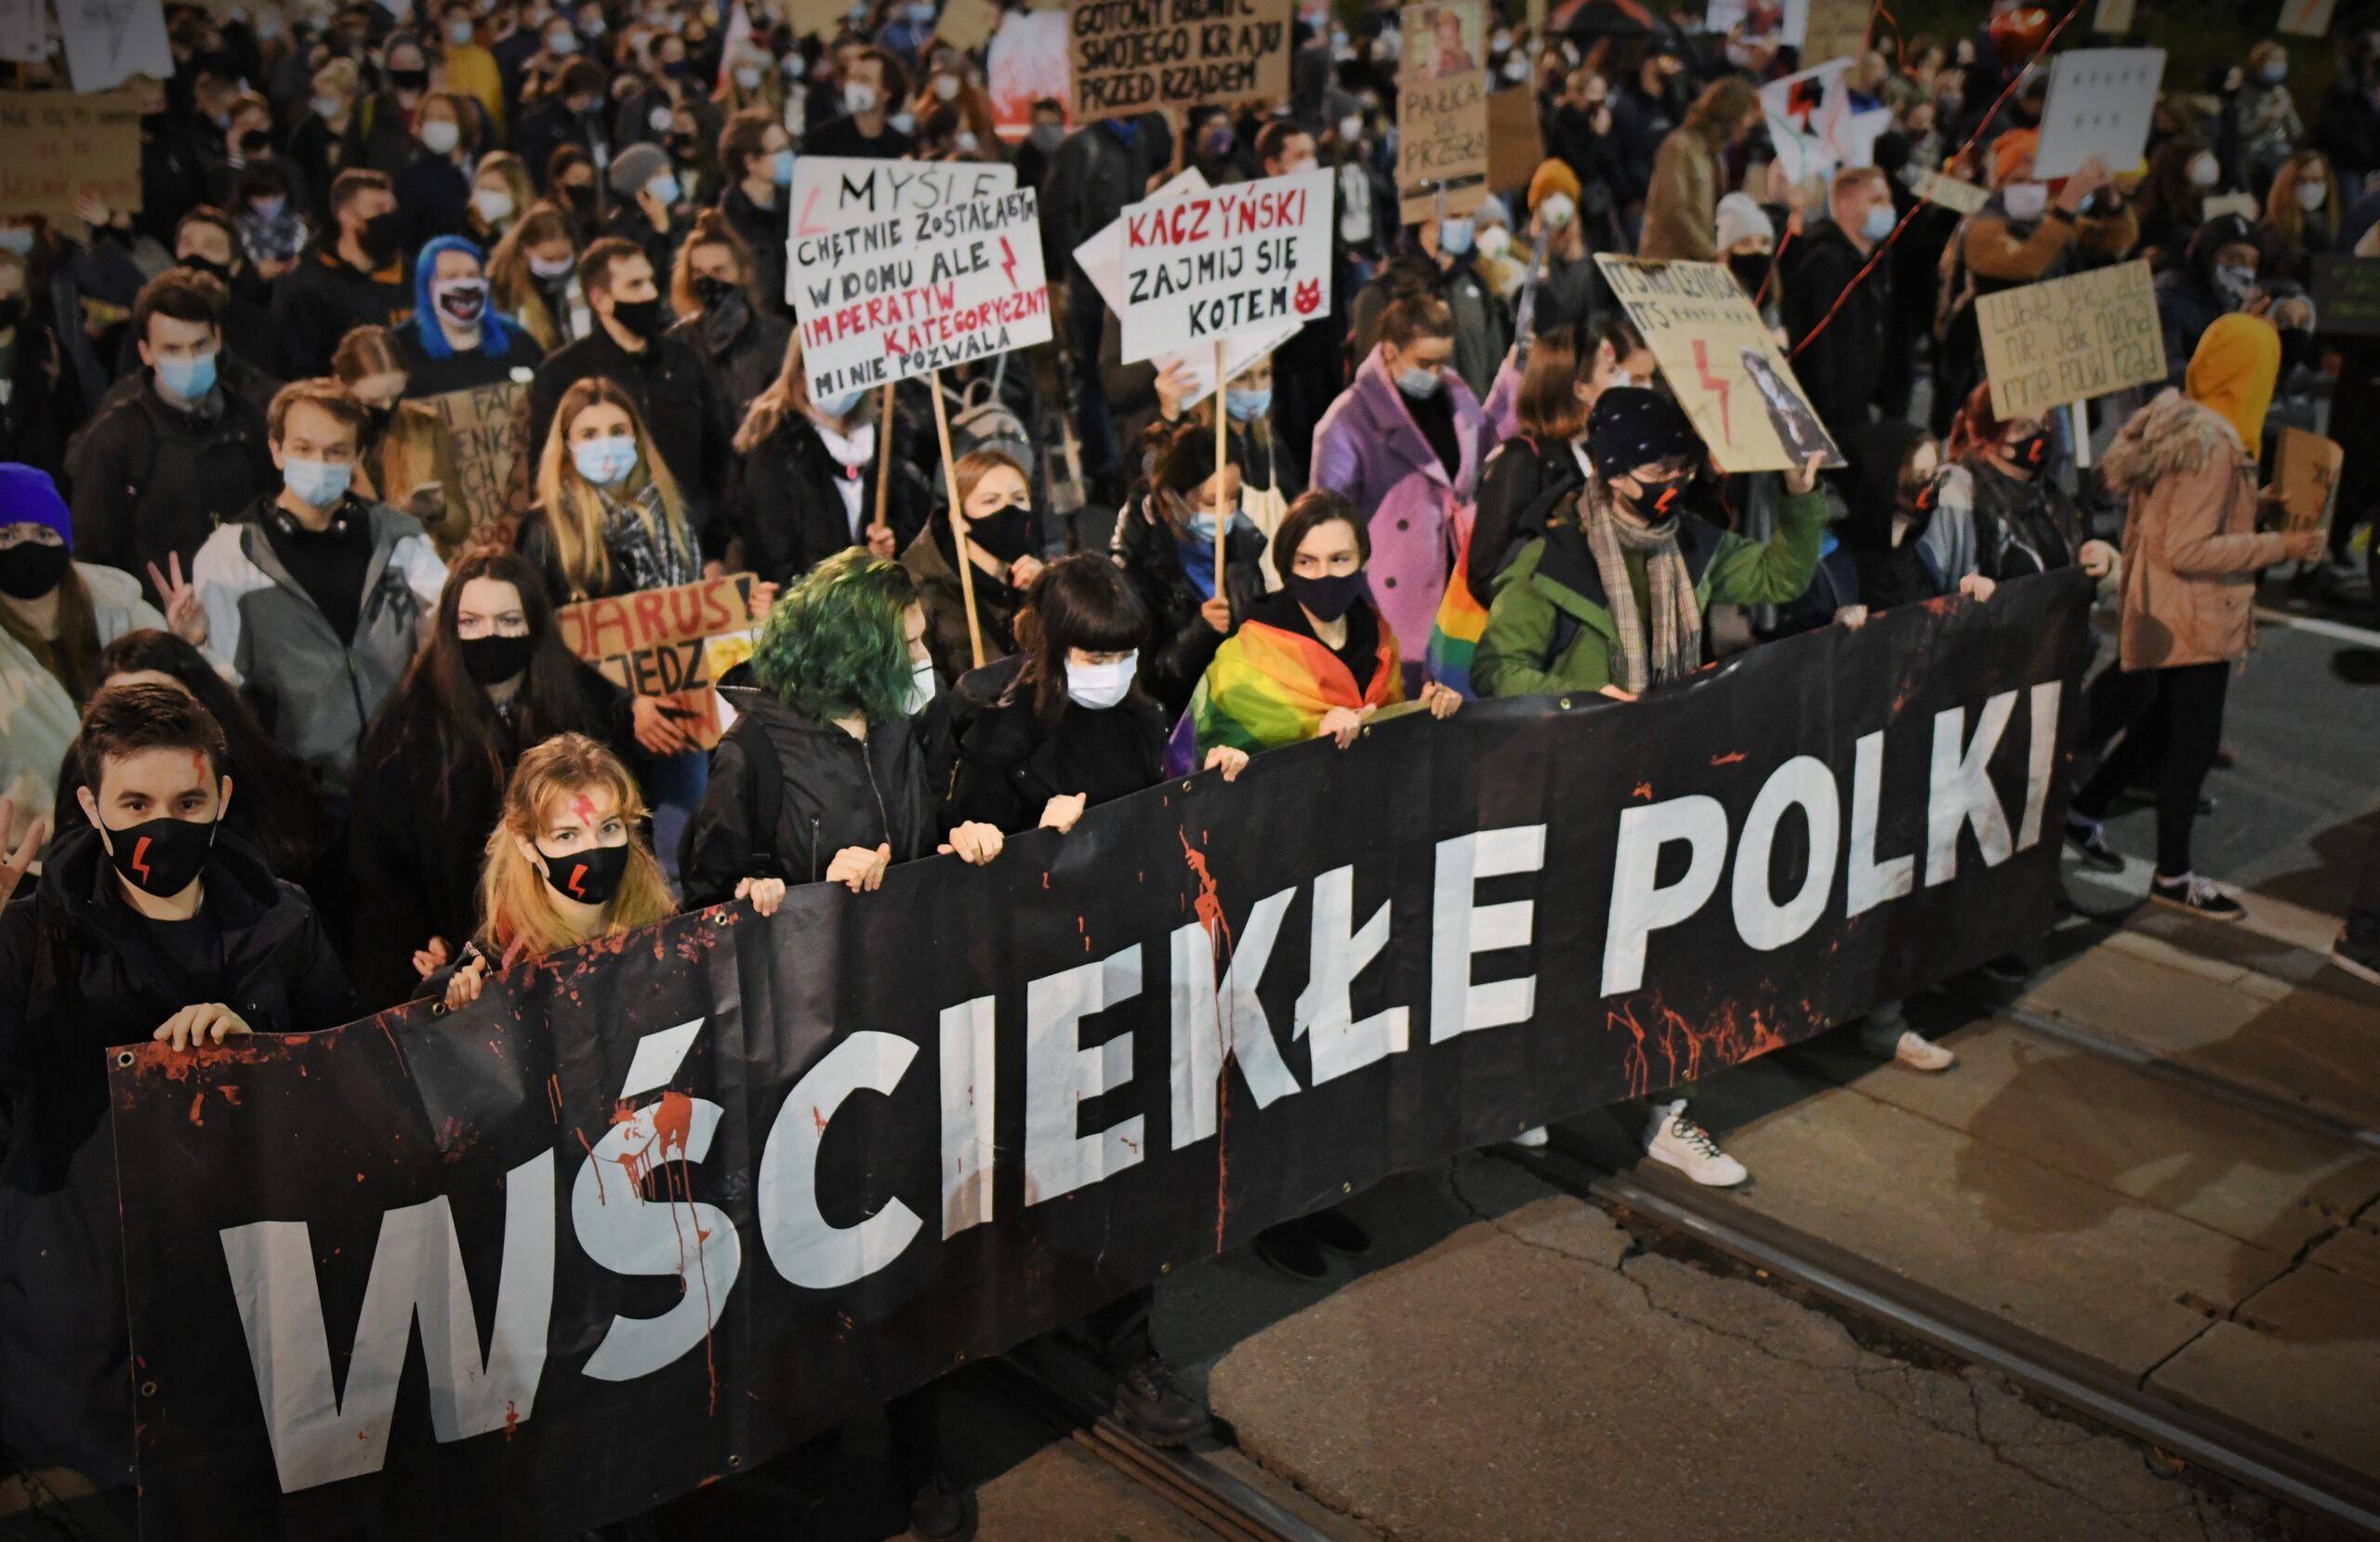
xmin=0 ymin=0 xmax=47 ymax=65
xmin=1706 ymin=0 xmax=1808 ymax=45
xmin=2033 ymin=48 xmax=2164 ymax=181
xmin=1118 ymin=167 xmax=1333 ymax=365
xmin=1072 ymin=168 xmax=1292 ymax=409
xmin=790 ymin=184 xmax=1052 ymax=401
xmin=2277 ymin=0 xmax=2337 ymax=36
xmin=1760 ymin=59 xmax=1849 ymax=183
xmin=58 ymin=0 xmax=172 ymax=92
xmin=786 ymin=155 xmax=1017 ymax=303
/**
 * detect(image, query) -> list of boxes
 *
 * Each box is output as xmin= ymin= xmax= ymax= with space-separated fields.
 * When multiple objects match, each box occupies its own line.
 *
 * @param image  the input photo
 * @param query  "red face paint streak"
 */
xmin=571 ymin=793 xmax=599 ymax=826
xmin=1632 ymin=782 xmax=1654 ymax=800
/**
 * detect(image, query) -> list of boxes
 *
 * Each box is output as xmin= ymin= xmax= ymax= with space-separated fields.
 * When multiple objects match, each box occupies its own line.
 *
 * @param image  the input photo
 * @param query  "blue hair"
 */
xmin=411 ymin=234 xmax=525 ymax=361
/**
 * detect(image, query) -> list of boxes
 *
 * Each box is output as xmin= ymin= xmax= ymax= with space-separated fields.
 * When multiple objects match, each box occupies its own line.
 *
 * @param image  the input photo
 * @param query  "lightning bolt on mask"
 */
xmin=101 ymin=812 xmax=218 ymax=897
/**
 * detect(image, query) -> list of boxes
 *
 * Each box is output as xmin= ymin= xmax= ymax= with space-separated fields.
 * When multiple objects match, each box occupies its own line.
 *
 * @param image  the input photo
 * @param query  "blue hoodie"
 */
xmin=411 ymin=234 xmax=526 ymax=361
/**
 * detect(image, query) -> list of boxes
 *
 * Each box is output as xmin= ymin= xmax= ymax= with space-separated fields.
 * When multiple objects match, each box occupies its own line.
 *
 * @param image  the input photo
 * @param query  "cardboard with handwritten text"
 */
xmin=0 ymin=90 xmax=140 ymax=225
xmin=418 ymin=381 xmax=529 ymax=534
xmin=556 ymin=573 xmax=770 ymax=748
xmin=1975 ymin=260 xmax=2165 ymax=422
xmin=2273 ymin=428 xmax=2342 ymax=541
xmin=1395 ymin=1 xmax=1488 ymax=222
xmin=1068 ymin=0 xmax=1292 ymax=125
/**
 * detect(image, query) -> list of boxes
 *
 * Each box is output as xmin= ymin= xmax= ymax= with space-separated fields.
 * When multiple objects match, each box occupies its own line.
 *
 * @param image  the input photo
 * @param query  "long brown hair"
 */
xmin=1685 ymin=76 xmax=1758 ymax=150
xmin=0 ymin=558 xmax=99 ymax=703
xmin=477 ymin=732 xmax=674 ymax=960
xmin=669 ymin=208 xmax=760 ymax=320
xmin=2265 ymin=151 xmax=2338 ymax=250
xmin=530 ymin=376 xmax=690 ymax=599
xmin=733 ymin=327 xmax=817 ymax=454
xmin=1514 ymin=329 xmax=1589 ymax=442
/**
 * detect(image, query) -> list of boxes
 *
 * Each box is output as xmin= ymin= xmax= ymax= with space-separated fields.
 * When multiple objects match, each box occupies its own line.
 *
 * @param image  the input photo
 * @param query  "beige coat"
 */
xmin=2101 ymin=391 xmax=2284 ymax=672
xmin=1638 ymin=128 xmax=1725 ymax=262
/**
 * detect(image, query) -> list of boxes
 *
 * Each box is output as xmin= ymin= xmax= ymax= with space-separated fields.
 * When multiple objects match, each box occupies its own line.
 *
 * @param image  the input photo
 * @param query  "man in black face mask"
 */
xmin=271 ymin=167 xmax=412 ymax=376
xmin=0 ymin=683 xmax=350 ymax=1493
xmin=529 ymin=239 xmax=734 ymax=552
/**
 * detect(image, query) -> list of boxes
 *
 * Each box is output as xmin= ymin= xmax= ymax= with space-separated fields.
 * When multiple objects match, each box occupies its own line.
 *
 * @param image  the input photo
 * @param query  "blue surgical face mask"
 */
xmin=282 ymin=456 xmax=353 ymax=507
xmin=156 ymin=349 xmax=219 ymax=401
xmin=1225 ymin=386 xmax=1272 ymax=423
xmin=813 ymin=387 xmax=865 ymax=417
xmin=0 ymin=227 xmax=34 ymax=257
xmin=646 ymin=173 xmax=681 ymax=206
xmin=772 ymin=148 xmax=796 ymax=186
xmin=1861 ymin=203 xmax=1895 ymax=242
xmin=573 ymin=434 xmax=640 ymax=485
xmin=1395 ymin=363 xmax=1443 ymax=399
xmin=1438 ymin=217 xmax=1474 ymax=256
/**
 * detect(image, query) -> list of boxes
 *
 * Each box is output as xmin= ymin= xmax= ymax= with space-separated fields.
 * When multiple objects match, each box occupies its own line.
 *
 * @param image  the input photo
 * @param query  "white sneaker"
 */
xmin=1644 ymin=1100 xmax=1747 ymax=1187
xmin=1510 ymin=1125 xmax=1550 ymax=1148
xmin=1878 ymin=1029 xmax=1956 ymax=1073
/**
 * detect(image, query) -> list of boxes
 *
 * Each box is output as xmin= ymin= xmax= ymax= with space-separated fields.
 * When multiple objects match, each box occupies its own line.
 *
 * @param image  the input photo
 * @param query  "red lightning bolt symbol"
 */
xmin=1691 ymin=339 xmax=1733 ymax=445
xmin=567 ymin=863 xmax=588 ymax=898
xmin=130 ymin=836 xmax=152 ymax=885
xmin=998 ymin=236 xmax=1017 ymax=291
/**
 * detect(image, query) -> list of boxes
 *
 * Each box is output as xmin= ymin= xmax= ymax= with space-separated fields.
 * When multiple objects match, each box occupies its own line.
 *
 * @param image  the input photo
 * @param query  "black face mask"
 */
xmin=357 ymin=209 xmax=405 ymax=262
xmin=2278 ymin=327 xmax=2312 ymax=376
xmin=536 ymin=838 xmax=630 ymax=905
xmin=179 ymin=254 xmax=235 ymax=284
xmin=1617 ymin=475 xmax=1687 ymax=526
xmin=0 ymin=296 xmax=22 ymax=331
xmin=0 ymin=540 xmax=71 ymax=600
xmin=562 ymin=182 xmax=597 ymax=209
xmin=101 ymin=813 xmax=218 ymax=897
xmin=2003 ymin=430 xmax=2050 ymax=474
xmin=1288 ymin=569 xmax=1367 ymax=623
xmin=965 ymin=505 xmax=1037 ymax=565
xmin=390 ymin=66 xmax=430 ymax=91
xmin=608 ymin=295 xmax=668 ymax=338
xmin=692 ymin=273 xmax=739 ymax=310
xmin=460 ymin=630 xmax=535 ymax=685
xmin=1727 ymin=251 xmax=1771 ymax=298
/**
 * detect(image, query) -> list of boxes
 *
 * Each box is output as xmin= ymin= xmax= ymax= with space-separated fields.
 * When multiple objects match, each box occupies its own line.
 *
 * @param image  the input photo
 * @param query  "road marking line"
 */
xmin=2254 ymin=606 xmax=2380 ymax=649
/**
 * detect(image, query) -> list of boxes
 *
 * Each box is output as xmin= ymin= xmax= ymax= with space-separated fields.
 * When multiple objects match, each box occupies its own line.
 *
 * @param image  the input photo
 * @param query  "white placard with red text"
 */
xmin=1117 ymin=168 xmax=1334 ymax=365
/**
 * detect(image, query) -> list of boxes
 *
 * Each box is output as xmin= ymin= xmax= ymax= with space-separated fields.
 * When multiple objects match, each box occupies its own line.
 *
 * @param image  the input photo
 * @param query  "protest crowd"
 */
xmin=2 ymin=0 xmax=2379 ymax=1533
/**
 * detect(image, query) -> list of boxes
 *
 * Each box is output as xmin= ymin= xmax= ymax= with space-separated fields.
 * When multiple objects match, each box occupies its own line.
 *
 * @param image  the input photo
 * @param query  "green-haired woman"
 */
xmin=680 ymin=549 xmax=1005 ymax=908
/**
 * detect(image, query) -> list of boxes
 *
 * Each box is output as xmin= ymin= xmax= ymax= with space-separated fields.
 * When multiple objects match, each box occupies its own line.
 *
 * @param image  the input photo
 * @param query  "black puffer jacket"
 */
xmin=1111 ymin=492 xmax=1266 ymax=722
xmin=1964 ymin=455 xmax=2082 ymax=580
xmin=943 ymin=653 xmax=1169 ymax=834
xmin=0 ymin=824 xmax=351 ymax=1481
xmin=677 ymin=684 xmax=950 ymax=906
xmin=1468 ymin=433 xmax=1587 ymax=609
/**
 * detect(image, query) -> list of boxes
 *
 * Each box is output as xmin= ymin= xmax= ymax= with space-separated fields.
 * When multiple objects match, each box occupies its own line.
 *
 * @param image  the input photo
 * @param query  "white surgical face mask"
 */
xmin=843 ymin=80 xmax=878 ymax=114
xmin=648 ymin=103 xmax=672 ymax=131
xmin=1539 ymin=192 xmax=1575 ymax=230
xmin=1339 ymin=113 xmax=1362 ymax=142
xmin=904 ymin=654 xmax=935 ymax=714
xmin=1476 ymin=224 xmax=1511 ymax=257
xmin=2003 ymin=181 xmax=2047 ymax=220
xmin=420 ymin=117 xmax=460 ymax=154
xmin=2297 ymin=179 xmax=2328 ymax=211
xmin=1065 ymin=654 xmax=1138 ymax=710
xmin=932 ymin=72 xmax=959 ymax=100
xmin=473 ymin=186 xmax=516 ymax=224
xmin=734 ymin=64 xmax=762 ymax=89
xmin=2188 ymin=152 xmax=2219 ymax=189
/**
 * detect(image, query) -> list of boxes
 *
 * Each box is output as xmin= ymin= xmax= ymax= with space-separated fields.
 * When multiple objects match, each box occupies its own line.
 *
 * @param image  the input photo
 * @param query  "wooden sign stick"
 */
xmin=1212 ymin=338 xmax=1232 ymax=578
xmin=928 ymin=373 xmax=988 ymax=670
xmin=870 ymin=378 xmax=896 ymax=546
xmin=2072 ymin=399 xmax=2093 ymax=470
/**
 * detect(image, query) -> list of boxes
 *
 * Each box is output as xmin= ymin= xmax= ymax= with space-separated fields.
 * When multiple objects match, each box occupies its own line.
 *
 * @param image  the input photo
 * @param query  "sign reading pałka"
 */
xmin=1974 ymin=260 xmax=2165 ymax=422
xmin=1068 ymin=0 xmax=1292 ymax=124
xmin=1118 ymin=168 xmax=1333 ymax=364
xmin=1395 ymin=1 xmax=1488 ymax=212
xmin=791 ymin=185 xmax=1052 ymax=401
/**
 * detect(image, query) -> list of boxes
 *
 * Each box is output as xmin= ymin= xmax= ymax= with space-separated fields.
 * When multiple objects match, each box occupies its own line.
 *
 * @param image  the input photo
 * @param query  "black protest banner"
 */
xmin=111 ymin=572 xmax=2093 ymax=1539
xmin=1067 ymin=0 xmax=1292 ymax=125
xmin=2311 ymin=256 xmax=2380 ymax=341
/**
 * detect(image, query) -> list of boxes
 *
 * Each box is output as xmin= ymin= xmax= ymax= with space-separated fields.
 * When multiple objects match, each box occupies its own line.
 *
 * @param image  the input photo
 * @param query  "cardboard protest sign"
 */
xmin=1706 ymin=0 xmax=1807 ymax=46
xmin=936 ymin=0 xmax=1004 ymax=49
xmin=1117 ymin=167 xmax=1332 ymax=364
xmin=2272 ymin=428 xmax=2341 ymax=540
xmin=2310 ymin=256 xmax=2380 ymax=340
xmin=791 ymin=185 xmax=1051 ymax=402
xmin=1067 ymin=0 xmax=1292 ymax=125
xmin=2092 ymin=0 xmax=2136 ymax=33
xmin=0 ymin=0 xmax=47 ymax=65
xmin=2278 ymin=0 xmax=2337 ymax=36
xmin=1395 ymin=1 xmax=1488 ymax=222
xmin=1593 ymin=255 xmax=1844 ymax=473
xmin=2033 ymin=48 xmax=2164 ymax=180
xmin=1915 ymin=169 xmax=1989 ymax=215
xmin=0 ymin=90 xmax=141 ymax=225
xmin=783 ymin=0 xmax=850 ymax=38
xmin=988 ymin=7 xmax=1069 ymax=142
xmin=1487 ymin=86 xmax=1547 ymax=191
xmin=556 ymin=573 xmax=770 ymax=749
xmin=57 ymin=0 xmax=172 ymax=92
xmin=1801 ymin=0 xmax=1868 ymax=61
xmin=1974 ymin=260 xmax=2164 ymax=422
xmin=418 ymin=381 xmax=528 ymax=532
xmin=1074 ymin=168 xmax=1293 ymax=408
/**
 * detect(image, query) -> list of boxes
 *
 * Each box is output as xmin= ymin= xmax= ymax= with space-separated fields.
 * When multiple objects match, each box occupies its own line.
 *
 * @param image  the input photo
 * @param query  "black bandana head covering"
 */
xmin=1584 ymin=387 xmax=1699 ymax=481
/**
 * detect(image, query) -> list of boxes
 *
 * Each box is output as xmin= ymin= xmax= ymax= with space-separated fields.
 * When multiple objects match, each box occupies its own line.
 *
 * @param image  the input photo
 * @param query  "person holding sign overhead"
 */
xmin=1312 ymin=295 xmax=1485 ymax=682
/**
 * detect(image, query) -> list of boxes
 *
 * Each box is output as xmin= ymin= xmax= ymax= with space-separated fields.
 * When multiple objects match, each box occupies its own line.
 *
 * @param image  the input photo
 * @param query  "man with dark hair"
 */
xmin=804 ymin=46 xmax=916 ymax=159
xmin=192 ymin=378 xmax=447 ymax=800
xmin=65 ymin=270 xmax=274 ymax=607
xmin=529 ymin=238 xmax=734 ymax=548
xmin=716 ymin=110 xmax=793 ymax=307
xmin=0 ymin=682 xmax=352 ymax=1493
xmin=271 ymin=167 xmax=410 ymax=376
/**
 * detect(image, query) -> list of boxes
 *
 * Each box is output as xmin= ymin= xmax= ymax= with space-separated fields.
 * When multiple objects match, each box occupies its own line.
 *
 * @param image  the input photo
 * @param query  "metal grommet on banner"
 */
xmin=1557 ymin=697 xmax=1573 ymax=710
xmin=1160 ymin=1262 xmax=1170 ymax=1274
xmin=728 ymin=1455 xmax=741 ymax=1469
xmin=116 ymin=1051 xmax=136 ymax=1068
xmin=1181 ymin=781 xmax=1194 ymax=793
xmin=1342 ymin=1182 xmax=1353 ymax=1194
xmin=140 ymin=1380 xmax=158 ymax=1398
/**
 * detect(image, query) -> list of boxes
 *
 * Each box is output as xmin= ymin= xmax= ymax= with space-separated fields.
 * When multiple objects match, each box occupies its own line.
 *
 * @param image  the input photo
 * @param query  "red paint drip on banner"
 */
xmin=1181 ymin=829 xmax=1236 ymax=1253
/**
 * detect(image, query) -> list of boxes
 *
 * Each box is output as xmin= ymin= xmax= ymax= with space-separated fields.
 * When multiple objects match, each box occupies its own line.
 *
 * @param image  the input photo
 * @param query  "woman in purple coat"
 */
xmin=1311 ymin=294 xmax=1486 ymax=683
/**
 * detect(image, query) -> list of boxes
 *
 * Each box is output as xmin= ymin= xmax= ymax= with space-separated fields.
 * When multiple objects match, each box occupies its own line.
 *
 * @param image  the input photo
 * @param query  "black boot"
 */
xmin=1111 ymin=1352 xmax=1210 ymax=1446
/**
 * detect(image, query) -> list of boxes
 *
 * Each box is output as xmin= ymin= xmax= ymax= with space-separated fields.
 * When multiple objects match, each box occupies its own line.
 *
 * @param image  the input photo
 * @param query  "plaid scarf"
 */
xmin=1580 ymin=481 xmax=1701 ymax=696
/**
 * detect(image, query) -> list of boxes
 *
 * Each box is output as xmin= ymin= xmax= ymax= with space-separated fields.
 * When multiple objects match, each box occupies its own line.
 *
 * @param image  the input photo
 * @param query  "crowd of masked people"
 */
xmin=4 ymin=0 xmax=2380 ymax=1535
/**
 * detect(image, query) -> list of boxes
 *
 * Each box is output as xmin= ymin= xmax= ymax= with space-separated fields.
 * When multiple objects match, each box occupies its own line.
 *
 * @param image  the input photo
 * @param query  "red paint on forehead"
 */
xmin=572 ymin=793 xmax=599 ymax=824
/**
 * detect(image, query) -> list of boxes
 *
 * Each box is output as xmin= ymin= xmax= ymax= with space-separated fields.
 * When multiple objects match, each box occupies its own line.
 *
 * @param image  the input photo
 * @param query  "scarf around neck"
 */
xmin=1580 ymin=480 xmax=1701 ymax=695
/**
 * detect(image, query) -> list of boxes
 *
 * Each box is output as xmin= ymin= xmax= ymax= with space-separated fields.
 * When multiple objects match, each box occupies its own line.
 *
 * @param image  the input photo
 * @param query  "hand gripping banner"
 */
xmin=109 ymin=571 xmax=2095 ymax=1538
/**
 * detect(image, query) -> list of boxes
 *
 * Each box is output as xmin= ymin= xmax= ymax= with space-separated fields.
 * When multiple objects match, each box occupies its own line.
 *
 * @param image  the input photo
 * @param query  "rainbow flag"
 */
xmin=1168 ymin=618 xmax=1404 ymax=773
xmin=1424 ymin=524 xmax=1490 ymax=700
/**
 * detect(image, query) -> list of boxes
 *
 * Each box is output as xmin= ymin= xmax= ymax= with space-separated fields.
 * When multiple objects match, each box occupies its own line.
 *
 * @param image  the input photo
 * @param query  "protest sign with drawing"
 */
xmin=1974 ymin=260 xmax=2165 ymax=423
xmin=988 ymin=7 xmax=1069 ymax=142
xmin=2272 ymin=428 xmax=2342 ymax=541
xmin=1757 ymin=59 xmax=1884 ymax=184
xmin=1800 ymin=0 xmax=1869 ymax=61
xmin=0 ymin=90 xmax=141 ymax=225
xmin=1067 ymin=0 xmax=1292 ymax=125
xmin=1395 ymin=1 xmax=1488 ymax=222
xmin=0 ymin=0 xmax=46 ymax=64
xmin=2033 ymin=48 xmax=2164 ymax=180
xmin=555 ymin=573 xmax=771 ymax=750
xmin=417 ymin=381 xmax=529 ymax=533
xmin=1593 ymin=255 xmax=1843 ymax=473
xmin=56 ymin=0 xmax=172 ymax=93
xmin=1073 ymin=168 xmax=1294 ymax=411
xmin=1706 ymin=0 xmax=1807 ymax=46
